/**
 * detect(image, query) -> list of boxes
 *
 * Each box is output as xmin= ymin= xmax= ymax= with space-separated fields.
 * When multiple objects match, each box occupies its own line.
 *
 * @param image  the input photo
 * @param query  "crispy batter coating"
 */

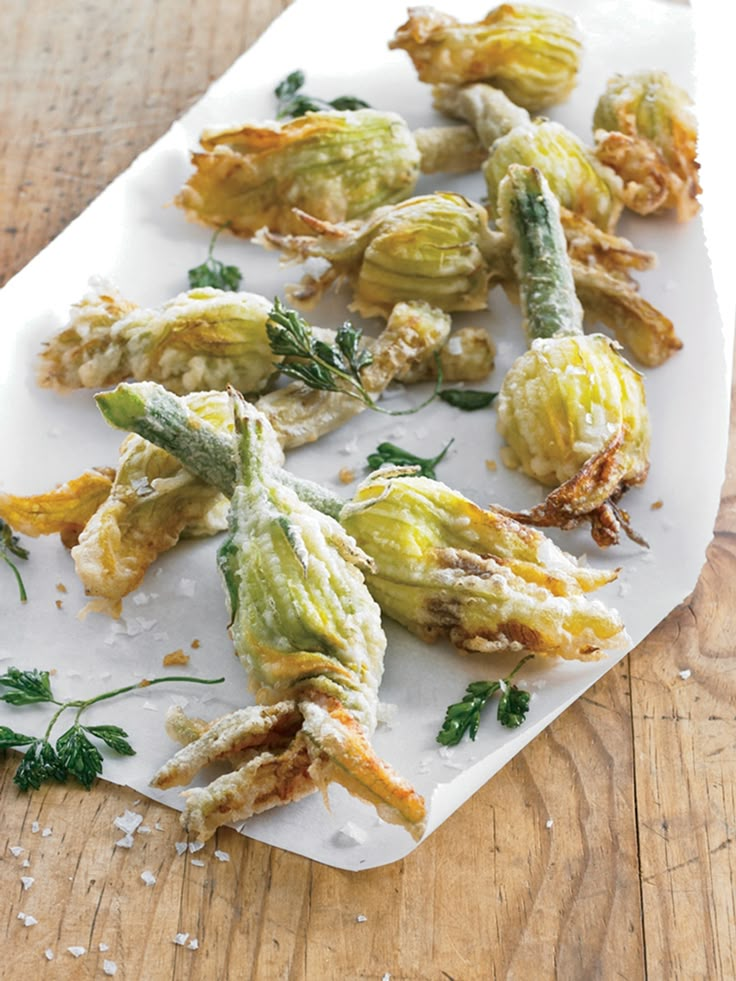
xmin=389 ymin=4 xmax=582 ymax=111
xmin=341 ymin=470 xmax=626 ymax=661
xmin=593 ymin=70 xmax=700 ymax=221
xmin=38 ymin=286 xmax=278 ymax=395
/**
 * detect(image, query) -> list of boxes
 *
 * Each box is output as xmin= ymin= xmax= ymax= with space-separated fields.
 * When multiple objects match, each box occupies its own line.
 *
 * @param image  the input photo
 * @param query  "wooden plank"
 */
xmin=630 ymin=371 xmax=736 ymax=981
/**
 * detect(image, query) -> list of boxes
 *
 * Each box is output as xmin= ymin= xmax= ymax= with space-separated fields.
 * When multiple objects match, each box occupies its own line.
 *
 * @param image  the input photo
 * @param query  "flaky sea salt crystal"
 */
xmin=546 ymin=819 xmax=554 ymax=829
xmin=31 ymin=822 xmax=40 ymax=834
xmin=99 ymin=943 xmax=109 ymax=952
xmin=188 ymin=939 xmax=199 ymax=951
xmin=335 ymin=822 xmax=368 ymax=846
xmin=177 ymin=578 xmax=196 ymax=598
xmin=175 ymin=842 xmax=188 ymax=856
xmin=678 ymin=669 xmax=692 ymax=680
xmin=142 ymin=701 xmax=157 ymax=711
xmin=21 ymin=914 xmax=38 ymax=927
xmin=141 ymin=870 xmax=156 ymax=886
xmin=115 ymin=834 xmax=135 ymax=849
xmin=214 ymin=850 xmax=230 ymax=862
xmin=103 ymin=961 xmax=117 ymax=976
xmin=44 ymin=949 xmax=54 ymax=961
xmin=137 ymin=825 xmax=151 ymax=835
xmin=114 ymin=810 xmax=143 ymax=835
xmin=20 ymin=876 xmax=34 ymax=891
xmin=41 ymin=828 xmax=52 ymax=837
xmin=132 ymin=592 xmax=150 ymax=606
xmin=188 ymin=841 xmax=205 ymax=853
xmin=67 ymin=946 xmax=86 ymax=957
xmin=173 ymin=933 xmax=189 ymax=946
xmin=355 ymin=914 xmax=368 ymax=923
xmin=190 ymin=859 xmax=205 ymax=868
xmin=376 ymin=702 xmax=398 ymax=728
xmin=9 ymin=846 xmax=24 ymax=857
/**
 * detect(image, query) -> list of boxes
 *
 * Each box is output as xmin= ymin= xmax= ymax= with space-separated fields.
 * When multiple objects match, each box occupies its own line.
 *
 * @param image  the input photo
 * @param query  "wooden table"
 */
xmin=2 ymin=2 xmax=734 ymax=977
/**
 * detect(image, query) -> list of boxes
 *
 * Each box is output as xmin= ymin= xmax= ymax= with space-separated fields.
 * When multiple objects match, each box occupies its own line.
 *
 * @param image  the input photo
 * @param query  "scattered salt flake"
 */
xmin=190 ymin=859 xmax=206 ymax=867
xmin=128 ymin=616 xmax=157 ymax=636
xmin=382 ymin=974 xmax=391 ymax=981
xmin=214 ymin=850 xmax=230 ymax=863
xmin=67 ymin=946 xmax=86 ymax=958
xmin=9 ymin=845 xmax=24 ymax=857
xmin=44 ymin=949 xmax=54 ymax=961
xmin=546 ymin=819 xmax=554 ymax=829
xmin=41 ymin=827 xmax=53 ymax=837
xmin=531 ymin=679 xmax=547 ymax=691
xmin=21 ymin=913 xmax=38 ymax=927
xmin=153 ymin=631 xmax=170 ymax=642
xmin=114 ymin=810 xmax=143 ymax=835
xmin=115 ymin=834 xmax=135 ymax=849
xmin=142 ymin=701 xmax=158 ymax=711
xmin=437 ymin=745 xmax=463 ymax=769
xmin=173 ymin=933 xmax=190 ymax=946
xmin=132 ymin=799 xmax=140 ymax=805
xmin=188 ymin=939 xmax=199 ymax=951
xmin=169 ymin=694 xmax=190 ymax=709
xmin=416 ymin=758 xmax=431 ymax=774
xmin=175 ymin=842 xmax=188 ymax=856
xmin=177 ymin=578 xmax=196 ymax=598
xmin=141 ymin=870 xmax=156 ymax=886
xmin=617 ymin=579 xmax=632 ymax=597
xmin=355 ymin=914 xmax=368 ymax=923
xmin=22 ymin=859 xmax=31 ymax=868
xmin=188 ymin=840 xmax=205 ymax=853
xmin=132 ymin=592 xmax=150 ymax=606
xmin=678 ymin=669 xmax=692 ymax=680
xmin=376 ymin=702 xmax=398 ymax=728
xmin=340 ymin=436 xmax=359 ymax=456
xmin=103 ymin=960 xmax=118 ymax=976
xmin=31 ymin=821 xmax=40 ymax=834
xmin=99 ymin=943 xmax=109 ymax=952
xmin=336 ymin=822 xmax=368 ymax=846
xmin=137 ymin=825 xmax=151 ymax=835
xmin=20 ymin=876 xmax=34 ymax=891
xmin=154 ymin=823 xmax=164 ymax=832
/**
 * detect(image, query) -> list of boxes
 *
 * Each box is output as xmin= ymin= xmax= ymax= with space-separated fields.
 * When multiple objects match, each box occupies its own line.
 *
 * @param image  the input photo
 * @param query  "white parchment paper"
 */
xmin=0 ymin=0 xmax=730 ymax=870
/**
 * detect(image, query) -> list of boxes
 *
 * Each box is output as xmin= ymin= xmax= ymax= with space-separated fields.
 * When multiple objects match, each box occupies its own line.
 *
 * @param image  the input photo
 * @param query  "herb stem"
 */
xmin=70 ymin=674 xmax=225 ymax=724
xmin=2 ymin=553 xmax=28 ymax=603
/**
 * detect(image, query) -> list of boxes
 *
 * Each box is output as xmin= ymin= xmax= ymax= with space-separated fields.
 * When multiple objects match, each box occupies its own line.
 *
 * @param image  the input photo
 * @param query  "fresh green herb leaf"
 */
xmin=0 ymin=667 xmax=55 ymax=705
xmin=3 ymin=671 xmax=224 ymax=792
xmin=274 ymin=69 xmax=370 ymax=119
xmin=0 ymin=725 xmax=36 ymax=750
xmin=366 ymin=439 xmax=454 ymax=479
xmin=438 ymin=389 xmax=498 ymax=411
xmin=437 ymin=655 xmax=534 ymax=746
xmin=56 ymin=724 xmax=103 ymax=790
xmin=84 ymin=724 xmax=135 ymax=757
xmin=188 ymin=228 xmax=242 ymax=291
xmin=0 ymin=518 xmax=30 ymax=602
xmin=14 ymin=739 xmax=67 ymax=791
xmin=267 ymin=299 xmax=439 ymax=416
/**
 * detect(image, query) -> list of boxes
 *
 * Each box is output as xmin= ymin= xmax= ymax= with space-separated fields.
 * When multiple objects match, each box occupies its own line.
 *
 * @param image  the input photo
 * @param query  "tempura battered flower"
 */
xmin=150 ymin=396 xmax=426 ymax=841
xmin=389 ymin=4 xmax=582 ymax=111
xmin=494 ymin=164 xmax=651 ymax=547
xmin=259 ymin=191 xmax=506 ymax=318
xmin=484 ymin=119 xmax=623 ymax=232
xmin=38 ymin=286 xmax=278 ymax=396
xmin=340 ymin=470 xmax=626 ymax=661
xmin=593 ymin=70 xmax=700 ymax=220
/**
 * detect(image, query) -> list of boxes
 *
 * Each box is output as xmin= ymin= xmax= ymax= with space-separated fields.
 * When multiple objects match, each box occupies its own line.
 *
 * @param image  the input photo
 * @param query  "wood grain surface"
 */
xmin=1 ymin=2 xmax=733 ymax=979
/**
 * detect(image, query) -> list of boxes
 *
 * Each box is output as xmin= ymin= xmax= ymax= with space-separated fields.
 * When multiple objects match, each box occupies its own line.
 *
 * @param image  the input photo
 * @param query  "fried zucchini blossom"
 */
xmin=175 ymin=108 xmax=485 ymax=238
xmin=258 ymin=191 xmax=507 ymax=318
xmin=389 ymin=4 xmax=582 ymax=111
xmin=94 ymin=381 xmax=626 ymax=664
xmin=593 ymin=69 xmax=701 ymax=221
xmin=495 ymin=165 xmax=651 ymax=547
xmin=38 ymin=285 xmax=279 ymax=396
xmin=150 ymin=395 xmax=426 ymax=842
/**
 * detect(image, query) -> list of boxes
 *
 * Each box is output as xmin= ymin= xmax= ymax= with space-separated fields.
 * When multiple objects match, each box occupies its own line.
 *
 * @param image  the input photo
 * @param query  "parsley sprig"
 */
xmin=188 ymin=228 xmax=243 ymax=291
xmin=437 ymin=655 xmax=534 ymax=746
xmin=366 ymin=439 xmax=454 ymax=479
xmin=267 ymin=299 xmax=440 ymax=416
xmin=275 ymin=70 xmax=370 ymax=119
xmin=0 ymin=519 xmax=29 ymax=603
xmin=0 ymin=667 xmax=224 ymax=791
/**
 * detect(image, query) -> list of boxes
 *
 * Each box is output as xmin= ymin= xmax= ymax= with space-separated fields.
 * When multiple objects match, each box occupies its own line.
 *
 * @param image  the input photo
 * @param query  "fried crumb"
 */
xmin=485 ymin=459 xmax=497 ymax=472
xmin=190 ymin=639 xmax=201 ymax=650
xmin=163 ymin=649 xmax=190 ymax=667
xmin=55 ymin=600 xmax=63 ymax=610
xmin=650 ymin=499 xmax=664 ymax=510
xmin=56 ymin=582 xmax=68 ymax=593
xmin=338 ymin=467 xmax=356 ymax=485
